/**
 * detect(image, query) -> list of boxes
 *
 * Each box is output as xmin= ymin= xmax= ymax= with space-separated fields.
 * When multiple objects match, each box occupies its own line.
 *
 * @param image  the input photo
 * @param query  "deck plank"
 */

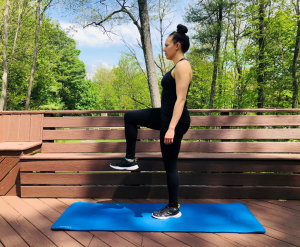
xmin=205 ymin=199 xmax=300 ymax=247
xmin=0 ymin=215 xmax=29 ymax=247
xmin=133 ymin=198 xmax=220 ymax=246
xmin=0 ymin=198 xmax=55 ymax=247
xmin=23 ymin=198 xmax=93 ymax=247
xmin=112 ymin=198 xmax=166 ymax=247
xmin=239 ymin=199 xmax=300 ymax=229
xmin=39 ymin=198 xmax=70 ymax=214
xmin=177 ymin=199 xmax=244 ymax=247
xmin=138 ymin=231 xmax=190 ymax=247
xmin=264 ymin=199 xmax=300 ymax=212
xmin=89 ymin=231 xmax=137 ymax=247
xmin=115 ymin=231 xmax=164 ymax=247
xmin=88 ymin=236 xmax=109 ymax=247
xmin=113 ymin=198 xmax=191 ymax=247
xmin=145 ymin=198 xmax=241 ymax=247
xmin=59 ymin=198 xmax=140 ymax=247
xmin=2 ymin=196 xmax=83 ymax=247
xmin=192 ymin=199 xmax=297 ymax=247
xmin=1 ymin=197 xmax=300 ymax=247
xmin=40 ymin=198 xmax=111 ymax=246
xmin=77 ymin=198 xmax=161 ymax=247
xmin=166 ymin=232 xmax=218 ymax=247
xmin=243 ymin=199 xmax=300 ymax=217
xmin=93 ymin=198 xmax=164 ymax=247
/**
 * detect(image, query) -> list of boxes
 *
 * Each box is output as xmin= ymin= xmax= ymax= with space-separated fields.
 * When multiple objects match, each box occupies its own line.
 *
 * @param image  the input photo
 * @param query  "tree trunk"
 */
xmin=292 ymin=0 xmax=300 ymax=108
xmin=25 ymin=0 xmax=42 ymax=110
xmin=4 ymin=0 xmax=24 ymax=110
xmin=0 ymin=0 xmax=10 ymax=111
xmin=9 ymin=0 xmax=23 ymax=65
xmin=160 ymin=17 xmax=166 ymax=76
xmin=219 ymin=15 xmax=230 ymax=106
xmin=233 ymin=1 xmax=243 ymax=109
xmin=257 ymin=0 xmax=265 ymax=113
xmin=208 ymin=1 xmax=223 ymax=110
xmin=138 ymin=0 xmax=161 ymax=108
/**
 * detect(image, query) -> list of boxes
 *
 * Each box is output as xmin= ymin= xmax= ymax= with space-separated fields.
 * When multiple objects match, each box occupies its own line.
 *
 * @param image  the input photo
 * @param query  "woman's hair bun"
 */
xmin=177 ymin=24 xmax=188 ymax=35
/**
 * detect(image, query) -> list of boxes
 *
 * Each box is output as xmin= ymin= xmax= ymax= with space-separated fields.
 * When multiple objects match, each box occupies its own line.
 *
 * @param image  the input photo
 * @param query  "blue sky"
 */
xmin=46 ymin=1 xmax=193 ymax=79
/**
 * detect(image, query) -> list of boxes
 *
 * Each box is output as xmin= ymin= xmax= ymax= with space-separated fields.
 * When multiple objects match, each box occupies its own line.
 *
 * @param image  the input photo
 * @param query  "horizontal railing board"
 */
xmin=19 ymin=159 xmax=300 ymax=172
xmin=3 ymin=108 xmax=300 ymax=115
xmin=20 ymin=186 xmax=300 ymax=199
xmin=20 ymin=173 xmax=300 ymax=186
xmin=42 ymin=129 xmax=300 ymax=140
xmin=43 ymin=115 xmax=300 ymax=128
xmin=19 ymin=152 xmax=300 ymax=160
xmin=0 ymin=142 xmax=42 ymax=151
xmin=41 ymin=142 xmax=300 ymax=153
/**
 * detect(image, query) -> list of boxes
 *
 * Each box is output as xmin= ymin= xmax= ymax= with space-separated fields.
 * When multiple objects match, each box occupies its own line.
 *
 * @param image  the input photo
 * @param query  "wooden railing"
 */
xmin=1 ymin=109 xmax=300 ymax=199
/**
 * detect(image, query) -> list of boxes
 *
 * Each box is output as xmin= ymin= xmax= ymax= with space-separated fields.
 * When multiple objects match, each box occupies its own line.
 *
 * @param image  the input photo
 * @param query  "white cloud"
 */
xmin=84 ymin=62 xmax=113 ymax=80
xmin=85 ymin=72 xmax=94 ymax=80
xmin=101 ymin=62 xmax=113 ymax=70
xmin=59 ymin=20 xmax=141 ymax=48
xmin=58 ymin=18 xmax=178 ymax=50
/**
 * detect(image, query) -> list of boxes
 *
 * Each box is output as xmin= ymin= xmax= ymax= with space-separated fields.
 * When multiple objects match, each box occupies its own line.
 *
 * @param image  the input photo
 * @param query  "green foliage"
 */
xmin=183 ymin=0 xmax=299 ymax=110
xmin=91 ymin=55 xmax=151 ymax=113
xmin=0 ymin=8 xmax=97 ymax=110
xmin=1 ymin=0 xmax=300 ymax=113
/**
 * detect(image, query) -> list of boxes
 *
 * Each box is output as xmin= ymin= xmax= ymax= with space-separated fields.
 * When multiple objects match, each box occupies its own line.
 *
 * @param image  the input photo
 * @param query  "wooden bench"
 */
xmin=16 ymin=109 xmax=300 ymax=199
xmin=0 ymin=113 xmax=42 ymax=196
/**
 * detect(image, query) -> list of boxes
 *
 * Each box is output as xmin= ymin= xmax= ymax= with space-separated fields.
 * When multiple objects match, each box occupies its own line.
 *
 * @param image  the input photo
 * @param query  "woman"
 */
xmin=110 ymin=24 xmax=192 ymax=219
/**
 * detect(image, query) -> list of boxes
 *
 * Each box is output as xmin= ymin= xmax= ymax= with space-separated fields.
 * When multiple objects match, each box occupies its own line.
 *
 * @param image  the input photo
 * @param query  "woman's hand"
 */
xmin=164 ymin=128 xmax=175 ymax=145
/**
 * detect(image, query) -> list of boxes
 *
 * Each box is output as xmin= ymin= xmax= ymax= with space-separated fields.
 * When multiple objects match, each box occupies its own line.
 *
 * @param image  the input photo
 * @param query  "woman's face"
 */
xmin=163 ymin=35 xmax=178 ymax=60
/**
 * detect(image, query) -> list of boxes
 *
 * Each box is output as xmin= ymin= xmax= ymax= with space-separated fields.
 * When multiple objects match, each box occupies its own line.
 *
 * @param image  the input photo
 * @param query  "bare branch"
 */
xmin=83 ymin=8 xmax=125 ymax=28
xmin=120 ymin=36 xmax=147 ymax=78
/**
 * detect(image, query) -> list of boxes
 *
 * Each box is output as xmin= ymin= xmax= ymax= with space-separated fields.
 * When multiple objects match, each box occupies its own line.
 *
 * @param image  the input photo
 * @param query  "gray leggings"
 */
xmin=124 ymin=108 xmax=190 ymax=207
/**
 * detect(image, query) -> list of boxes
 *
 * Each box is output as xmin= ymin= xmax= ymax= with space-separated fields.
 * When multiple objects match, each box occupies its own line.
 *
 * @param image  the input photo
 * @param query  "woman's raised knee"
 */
xmin=124 ymin=112 xmax=132 ymax=122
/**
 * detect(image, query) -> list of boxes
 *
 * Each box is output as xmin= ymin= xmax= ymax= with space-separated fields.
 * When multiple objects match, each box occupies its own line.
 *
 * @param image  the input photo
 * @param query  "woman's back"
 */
xmin=160 ymin=58 xmax=191 ymax=123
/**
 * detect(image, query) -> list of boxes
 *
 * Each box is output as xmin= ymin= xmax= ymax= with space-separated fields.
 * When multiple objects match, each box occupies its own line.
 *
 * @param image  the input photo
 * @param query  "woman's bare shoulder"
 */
xmin=172 ymin=60 xmax=193 ymax=81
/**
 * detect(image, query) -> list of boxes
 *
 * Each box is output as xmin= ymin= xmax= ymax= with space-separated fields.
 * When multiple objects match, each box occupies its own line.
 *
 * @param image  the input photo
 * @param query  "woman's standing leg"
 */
xmin=160 ymin=121 xmax=190 ymax=207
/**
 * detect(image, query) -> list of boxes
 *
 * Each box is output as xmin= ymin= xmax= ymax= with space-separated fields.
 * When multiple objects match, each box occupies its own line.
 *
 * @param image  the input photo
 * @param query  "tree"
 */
xmin=292 ymin=0 xmax=300 ymax=108
xmin=151 ymin=0 xmax=177 ymax=76
xmin=257 ymin=0 xmax=267 ymax=111
xmin=61 ymin=0 xmax=161 ymax=108
xmin=25 ymin=0 xmax=55 ymax=110
xmin=185 ymin=0 xmax=235 ymax=110
xmin=0 ymin=0 xmax=10 ymax=111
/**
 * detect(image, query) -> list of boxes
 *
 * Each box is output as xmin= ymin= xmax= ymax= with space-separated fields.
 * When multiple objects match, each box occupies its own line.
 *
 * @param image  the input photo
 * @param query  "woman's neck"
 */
xmin=173 ymin=55 xmax=185 ymax=66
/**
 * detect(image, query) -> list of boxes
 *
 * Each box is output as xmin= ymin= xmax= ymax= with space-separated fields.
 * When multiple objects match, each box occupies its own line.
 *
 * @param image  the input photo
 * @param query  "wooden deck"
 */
xmin=0 ymin=197 xmax=299 ymax=247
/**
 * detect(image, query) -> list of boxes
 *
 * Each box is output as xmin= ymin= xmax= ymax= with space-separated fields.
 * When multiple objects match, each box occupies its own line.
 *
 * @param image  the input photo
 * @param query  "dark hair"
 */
xmin=169 ymin=24 xmax=190 ymax=53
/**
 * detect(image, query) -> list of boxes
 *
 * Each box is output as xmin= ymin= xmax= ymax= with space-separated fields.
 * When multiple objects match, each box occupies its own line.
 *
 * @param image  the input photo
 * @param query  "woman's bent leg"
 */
xmin=124 ymin=108 xmax=161 ymax=159
xmin=160 ymin=121 xmax=190 ymax=207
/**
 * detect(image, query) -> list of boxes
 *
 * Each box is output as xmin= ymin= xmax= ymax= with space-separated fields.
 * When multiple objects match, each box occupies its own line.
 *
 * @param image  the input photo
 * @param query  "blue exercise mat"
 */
xmin=51 ymin=202 xmax=266 ymax=233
